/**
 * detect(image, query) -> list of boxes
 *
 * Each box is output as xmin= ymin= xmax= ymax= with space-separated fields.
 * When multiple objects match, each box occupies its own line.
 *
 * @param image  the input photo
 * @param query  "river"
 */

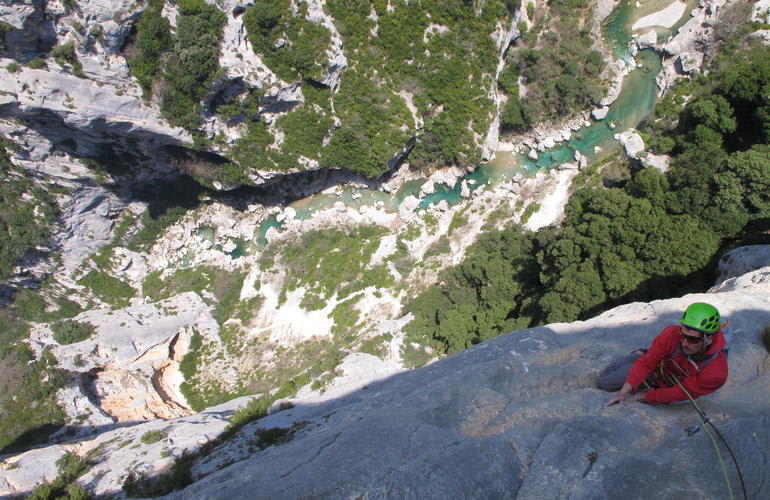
xmin=222 ymin=0 xmax=693 ymax=258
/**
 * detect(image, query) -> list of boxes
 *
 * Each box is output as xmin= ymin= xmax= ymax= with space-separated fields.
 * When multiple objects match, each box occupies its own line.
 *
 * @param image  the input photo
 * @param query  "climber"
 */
xmin=600 ymin=302 xmax=728 ymax=406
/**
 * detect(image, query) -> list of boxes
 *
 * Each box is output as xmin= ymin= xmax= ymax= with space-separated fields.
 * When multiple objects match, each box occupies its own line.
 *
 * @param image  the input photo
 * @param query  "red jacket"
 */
xmin=625 ymin=325 xmax=728 ymax=404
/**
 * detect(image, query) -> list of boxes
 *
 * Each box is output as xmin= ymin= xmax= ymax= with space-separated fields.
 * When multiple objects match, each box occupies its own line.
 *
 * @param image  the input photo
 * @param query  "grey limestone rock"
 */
xmin=166 ymin=276 xmax=770 ymax=500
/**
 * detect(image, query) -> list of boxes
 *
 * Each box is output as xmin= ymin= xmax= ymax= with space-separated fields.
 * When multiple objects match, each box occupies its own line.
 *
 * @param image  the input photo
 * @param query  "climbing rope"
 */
xmin=671 ymin=376 xmax=748 ymax=500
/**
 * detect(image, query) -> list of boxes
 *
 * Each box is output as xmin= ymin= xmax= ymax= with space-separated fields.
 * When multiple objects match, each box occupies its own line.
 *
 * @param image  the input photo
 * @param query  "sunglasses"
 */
xmin=679 ymin=327 xmax=705 ymax=344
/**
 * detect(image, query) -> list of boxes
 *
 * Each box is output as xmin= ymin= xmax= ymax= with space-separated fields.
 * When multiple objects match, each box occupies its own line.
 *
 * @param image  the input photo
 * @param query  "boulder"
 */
xmin=640 ymin=152 xmax=669 ymax=172
xmin=592 ymin=106 xmax=610 ymax=120
xmin=751 ymin=0 xmax=770 ymax=23
xmin=618 ymin=129 xmax=645 ymax=159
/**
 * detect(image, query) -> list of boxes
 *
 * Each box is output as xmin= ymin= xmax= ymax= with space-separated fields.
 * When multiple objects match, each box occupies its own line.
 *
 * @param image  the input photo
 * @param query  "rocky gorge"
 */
xmin=1 ymin=0 xmax=769 ymax=498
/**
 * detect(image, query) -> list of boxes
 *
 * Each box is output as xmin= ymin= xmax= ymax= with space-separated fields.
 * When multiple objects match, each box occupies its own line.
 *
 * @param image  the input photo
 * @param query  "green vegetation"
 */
xmin=0 ymin=21 xmax=15 ymax=50
xmin=51 ymin=41 xmax=84 ymax=77
xmin=267 ymin=225 xmax=393 ymax=310
xmin=231 ymin=0 xmax=515 ymax=179
xmin=519 ymin=202 xmax=540 ymax=224
xmin=78 ymin=270 xmax=135 ymax=307
xmin=28 ymin=452 xmax=92 ymax=500
xmin=128 ymin=206 xmax=187 ymax=252
xmin=27 ymin=57 xmax=48 ymax=69
xmin=140 ymin=429 xmax=167 ymax=445
xmin=126 ymin=0 xmax=172 ymax=96
xmin=242 ymin=1 xmax=332 ymax=83
xmin=51 ymin=319 xmax=95 ymax=345
xmin=0 ymin=144 xmax=58 ymax=280
xmin=0 ymin=339 xmax=67 ymax=454
xmin=254 ymin=426 xmax=295 ymax=449
xmin=405 ymin=41 xmax=770 ymax=357
xmin=127 ymin=0 xmax=225 ymax=141
xmin=6 ymin=61 xmax=20 ymax=73
xmin=160 ymin=0 xmax=226 ymax=135
xmin=13 ymin=286 xmax=82 ymax=323
xmin=358 ymin=333 xmax=393 ymax=359
xmin=499 ymin=2 xmax=606 ymax=131
xmin=142 ymin=266 xmax=245 ymax=324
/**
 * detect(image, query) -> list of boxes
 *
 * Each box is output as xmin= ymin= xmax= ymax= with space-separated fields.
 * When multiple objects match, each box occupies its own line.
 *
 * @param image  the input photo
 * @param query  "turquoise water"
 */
xmin=233 ymin=1 xmax=685 ymax=246
xmin=256 ymin=217 xmax=285 ymax=246
xmin=197 ymin=226 xmax=216 ymax=243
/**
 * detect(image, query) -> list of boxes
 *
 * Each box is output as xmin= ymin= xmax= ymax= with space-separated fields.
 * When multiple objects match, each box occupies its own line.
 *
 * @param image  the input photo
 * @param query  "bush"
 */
xmin=78 ymin=270 xmax=135 ymax=307
xmin=51 ymin=41 xmax=83 ymax=76
xmin=127 ymin=0 xmax=172 ymax=95
xmin=140 ymin=429 xmax=167 ymax=444
xmin=0 ymin=148 xmax=58 ymax=280
xmin=28 ymin=452 xmax=92 ymax=500
xmin=0 ymin=345 xmax=67 ymax=455
xmin=51 ymin=320 xmax=95 ymax=345
xmin=27 ymin=57 xmax=47 ymax=69
xmin=6 ymin=61 xmax=21 ymax=73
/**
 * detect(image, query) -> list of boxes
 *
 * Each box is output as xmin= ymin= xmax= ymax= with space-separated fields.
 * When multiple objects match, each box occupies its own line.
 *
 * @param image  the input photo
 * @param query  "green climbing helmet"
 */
xmin=681 ymin=302 xmax=720 ymax=334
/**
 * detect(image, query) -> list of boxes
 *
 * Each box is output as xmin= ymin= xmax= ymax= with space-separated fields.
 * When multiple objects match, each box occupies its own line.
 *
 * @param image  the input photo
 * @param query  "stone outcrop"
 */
xmin=617 ymin=128 xmax=669 ymax=171
xmin=168 ymin=263 xmax=770 ymax=499
xmin=27 ymin=292 xmax=222 ymax=426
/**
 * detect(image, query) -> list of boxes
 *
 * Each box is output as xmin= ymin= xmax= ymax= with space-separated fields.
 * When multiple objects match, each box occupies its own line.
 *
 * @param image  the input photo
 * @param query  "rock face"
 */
xmin=170 ymin=268 xmax=770 ymax=499
xmin=3 ymin=256 xmax=770 ymax=498
xmin=28 ymin=292 xmax=220 ymax=426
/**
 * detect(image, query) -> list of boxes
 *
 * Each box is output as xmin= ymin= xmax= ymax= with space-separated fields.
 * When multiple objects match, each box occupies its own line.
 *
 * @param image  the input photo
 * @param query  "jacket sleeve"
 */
xmin=625 ymin=325 xmax=679 ymax=390
xmin=644 ymin=353 xmax=728 ymax=404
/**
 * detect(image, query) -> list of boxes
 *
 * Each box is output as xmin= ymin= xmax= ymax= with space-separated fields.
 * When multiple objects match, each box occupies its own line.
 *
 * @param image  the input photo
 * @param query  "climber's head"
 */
xmin=679 ymin=302 xmax=720 ymax=354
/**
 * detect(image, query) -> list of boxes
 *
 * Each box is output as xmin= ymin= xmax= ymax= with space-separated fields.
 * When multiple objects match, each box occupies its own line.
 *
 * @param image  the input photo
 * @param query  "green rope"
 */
xmin=641 ymin=372 xmax=747 ymax=500
xmin=672 ymin=377 xmax=745 ymax=500
xmin=698 ymin=412 xmax=735 ymax=500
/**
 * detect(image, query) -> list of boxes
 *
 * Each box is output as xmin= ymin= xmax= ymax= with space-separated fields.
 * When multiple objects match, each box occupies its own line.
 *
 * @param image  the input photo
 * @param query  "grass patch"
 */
xmin=140 ymin=429 xmax=167 ymax=445
xmin=142 ymin=266 xmax=245 ymax=324
xmin=358 ymin=333 xmax=393 ymax=359
xmin=253 ymin=426 xmax=295 ymax=450
xmin=424 ymin=235 xmax=451 ymax=259
xmin=519 ymin=202 xmax=541 ymax=225
xmin=128 ymin=206 xmax=188 ymax=252
xmin=0 ymin=343 xmax=68 ymax=455
xmin=267 ymin=225 xmax=394 ymax=310
xmin=51 ymin=320 xmax=95 ymax=345
xmin=51 ymin=40 xmax=83 ymax=77
xmin=400 ymin=342 xmax=434 ymax=369
xmin=78 ymin=270 xmax=135 ymax=307
xmin=0 ymin=145 xmax=58 ymax=280
xmin=14 ymin=288 xmax=83 ymax=323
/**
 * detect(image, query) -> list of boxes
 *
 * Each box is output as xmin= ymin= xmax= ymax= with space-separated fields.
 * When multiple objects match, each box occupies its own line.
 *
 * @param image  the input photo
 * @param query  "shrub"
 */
xmin=0 ymin=148 xmax=57 ymax=280
xmin=254 ymin=426 xmax=295 ymax=449
xmin=140 ymin=429 xmax=167 ymax=445
xmin=6 ymin=61 xmax=21 ymax=73
xmin=78 ymin=270 xmax=135 ymax=307
xmin=27 ymin=57 xmax=47 ymax=69
xmin=26 ymin=452 xmax=91 ymax=500
xmin=0 ymin=346 xmax=67 ymax=455
xmin=51 ymin=320 xmax=95 ymax=345
xmin=51 ymin=41 xmax=83 ymax=76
